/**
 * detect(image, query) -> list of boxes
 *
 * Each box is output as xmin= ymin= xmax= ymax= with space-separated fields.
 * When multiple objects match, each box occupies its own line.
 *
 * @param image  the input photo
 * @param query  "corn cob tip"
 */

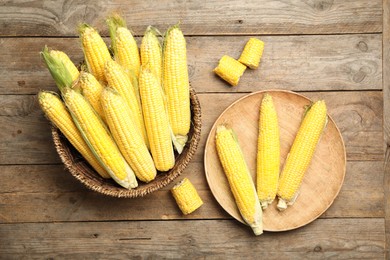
xmin=251 ymin=225 xmax=263 ymax=236
xmin=145 ymin=25 xmax=162 ymax=37
xmin=77 ymin=23 xmax=94 ymax=34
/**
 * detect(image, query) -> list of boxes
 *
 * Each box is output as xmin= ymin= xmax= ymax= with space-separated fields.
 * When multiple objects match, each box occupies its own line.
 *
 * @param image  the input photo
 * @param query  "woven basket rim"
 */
xmin=52 ymin=87 xmax=201 ymax=198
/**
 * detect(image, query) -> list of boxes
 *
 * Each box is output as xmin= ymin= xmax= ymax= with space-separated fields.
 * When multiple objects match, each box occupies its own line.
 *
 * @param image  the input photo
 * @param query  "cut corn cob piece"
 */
xmin=107 ymin=14 xmax=141 ymax=77
xmin=141 ymin=26 xmax=162 ymax=85
xmin=38 ymin=91 xmax=110 ymax=179
xmin=238 ymin=38 xmax=265 ymax=69
xmin=257 ymin=94 xmax=280 ymax=209
xmin=49 ymin=50 xmax=79 ymax=83
xmin=214 ymin=55 xmax=246 ymax=86
xmin=79 ymin=24 xmax=112 ymax=83
xmin=101 ymin=87 xmax=157 ymax=183
xmin=215 ymin=125 xmax=263 ymax=236
xmin=139 ymin=67 xmax=175 ymax=171
xmin=78 ymin=72 xmax=106 ymax=122
xmin=277 ymin=100 xmax=327 ymax=211
xmin=104 ymin=60 xmax=148 ymax=148
xmin=171 ymin=178 xmax=203 ymax=215
xmin=162 ymin=25 xmax=191 ymax=153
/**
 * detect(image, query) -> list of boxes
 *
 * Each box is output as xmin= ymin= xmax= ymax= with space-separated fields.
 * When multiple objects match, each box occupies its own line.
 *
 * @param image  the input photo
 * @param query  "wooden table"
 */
xmin=0 ymin=0 xmax=388 ymax=258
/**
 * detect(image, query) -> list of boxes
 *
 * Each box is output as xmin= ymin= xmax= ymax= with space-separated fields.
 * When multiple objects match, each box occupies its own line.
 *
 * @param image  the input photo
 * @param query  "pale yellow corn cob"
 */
xmin=38 ymin=91 xmax=110 ymax=179
xmin=79 ymin=24 xmax=112 ymax=83
xmin=104 ymin=60 xmax=148 ymax=148
xmin=101 ymin=87 xmax=156 ymax=183
xmin=78 ymin=72 xmax=106 ymax=122
xmin=171 ymin=178 xmax=203 ymax=215
xmin=215 ymin=125 xmax=263 ymax=236
xmin=277 ymin=100 xmax=327 ymax=211
xmin=139 ymin=68 xmax=175 ymax=171
xmin=107 ymin=14 xmax=140 ymax=77
xmin=63 ymin=88 xmax=138 ymax=189
xmin=141 ymin=26 xmax=162 ymax=84
xmin=162 ymin=25 xmax=191 ymax=153
xmin=238 ymin=38 xmax=265 ymax=69
xmin=257 ymin=94 xmax=280 ymax=209
xmin=49 ymin=50 xmax=79 ymax=83
xmin=214 ymin=55 xmax=246 ymax=86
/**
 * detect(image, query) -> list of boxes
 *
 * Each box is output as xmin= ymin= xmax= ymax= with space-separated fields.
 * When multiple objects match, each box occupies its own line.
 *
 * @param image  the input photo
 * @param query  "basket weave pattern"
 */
xmin=51 ymin=87 xmax=201 ymax=198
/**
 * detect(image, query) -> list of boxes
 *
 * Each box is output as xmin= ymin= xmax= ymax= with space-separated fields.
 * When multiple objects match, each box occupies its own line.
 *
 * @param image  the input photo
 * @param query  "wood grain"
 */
xmin=0 ymin=92 xmax=382 ymax=165
xmin=0 ymin=161 xmax=382 ymax=223
xmin=0 ymin=219 xmax=384 ymax=259
xmin=0 ymin=34 xmax=382 ymax=95
xmin=0 ymin=0 xmax=382 ymax=37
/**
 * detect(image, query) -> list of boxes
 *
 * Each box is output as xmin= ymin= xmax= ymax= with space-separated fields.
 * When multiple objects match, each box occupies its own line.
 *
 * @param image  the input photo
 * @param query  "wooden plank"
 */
xmin=0 ymin=219 xmax=384 ymax=259
xmin=0 ymin=0 xmax=381 ymax=37
xmin=0 ymin=160 xmax=382 ymax=223
xmin=0 ymin=34 xmax=382 ymax=95
xmin=0 ymin=91 xmax=382 ymax=165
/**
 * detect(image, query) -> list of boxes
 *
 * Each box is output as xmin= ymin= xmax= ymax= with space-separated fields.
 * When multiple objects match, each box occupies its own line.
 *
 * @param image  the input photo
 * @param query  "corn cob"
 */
xmin=162 ymin=25 xmax=191 ymax=153
xmin=79 ymin=23 xmax=112 ymax=83
xmin=101 ymin=87 xmax=157 ymax=183
xmin=277 ymin=100 xmax=327 ymax=211
xmin=104 ymin=60 xmax=148 ymax=148
xmin=107 ymin=14 xmax=141 ymax=77
xmin=215 ymin=125 xmax=263 ymax=236
xmin=49 ymin=50 xmax=79 ymax=83
xmin=41 ymin=47 xmax=137 ymax=189
xmin=214 ymin=55 xmax=246 ymax=87
xmin=38 ymin=91 xmax=110 ymax=179
xmin=141 ymin=26 xmax=162 ymax=84
xmin=78 ymin=72 xmax=106 ymax=122
xmin=257 ymin=94 xmax=280 ymax=209
xmin=171 ymin=178 xmax=203 ymax=215
xmin=238 ymin=38 xmax=265 ymax=69
xmin=139 ymin=67 xmax=175 ymax=171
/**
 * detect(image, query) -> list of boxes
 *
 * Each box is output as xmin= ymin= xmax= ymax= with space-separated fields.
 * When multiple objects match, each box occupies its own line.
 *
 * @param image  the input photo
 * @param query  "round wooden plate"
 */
xmin=204 ymin=90 xmax=346 ymax=231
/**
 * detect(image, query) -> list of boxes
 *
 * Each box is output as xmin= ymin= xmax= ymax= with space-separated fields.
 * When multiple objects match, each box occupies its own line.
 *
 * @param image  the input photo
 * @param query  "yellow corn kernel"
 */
xmin=214 ymin=55 xmax=246 ymax=86
xmin=104 ymin=60 xmax=148 ymax=148
xmin=101 ymin=87 xmax=156 ymax=183
xmin=141 ymin=26 xmax=162 ymax=84
xmin=79 ymin=24 xmax=112 ymax=83
xmin=78 ymin=72 xmax=106 ymax=122
xmin=38 ymin=91 xmax=110 ymax=179
xmin=277 ymin=100 xmax=327 ymax=211
xmin=171 ymin=178 xmax=203 ymax=215
xmin=162 ymin=25 xmax=191 ymax=153
xmin=107 ymin=14 xmax=140 ymax=77
xmin=49 ymin=50 xmax=80 ymax=83
xmin=63 ymin=88 xmax=138 ymax=189
xmin=215 ymin=125 xmax=263 ymax=236
xmin=257 ymin=94 xmax=280 ymax=209
xmin=238 ymin=38 xmax=265 ymax=69
xmin=139 ymin=68 xmax=175 ymax=171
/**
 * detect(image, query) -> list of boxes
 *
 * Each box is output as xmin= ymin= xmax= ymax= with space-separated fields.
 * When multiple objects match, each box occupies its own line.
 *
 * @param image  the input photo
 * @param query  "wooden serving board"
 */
xmin=204 ymin=90 xmax=346 ymax=231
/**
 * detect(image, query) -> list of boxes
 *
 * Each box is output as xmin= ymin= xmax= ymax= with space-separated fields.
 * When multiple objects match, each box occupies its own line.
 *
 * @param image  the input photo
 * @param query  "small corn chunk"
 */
xmin=63 ymin=88 xmax=138 ymax=189
xmin=257 ymin=94 xmax=280 ymax=209
xmin=38 ymin=91 xmax=110 ymax=179
xmin=49 ymin=50 xmax=79 ymax=83
xmin=79 ymin=24 xmax=112 ymax=82
xmin=139 ymin=68 xmax=175 ymax=171
xmin=141 ymin=26 xmax=162 ymax=84
xmin=78 ymin=72 xmax=106 ymax=122
xmin=214 ymin=55 xmax=246 ymax=86
xmin=105 ymin=60 xmax=148 ymax=148
xmin=215 ymin=125 xmax=263 ymax=236
xmin=238 ymin=38 xmax=265 ymax=69
xmin=101 ymin=87 xmax=156 ymax=183
xmin=107 ymin=14 xmax=141 ymax=77
xmin=171 ymin=178 xmax=203 ymax=215
xmin=277 ymin=100 xmax=327 ymax=211
xmin=162 ymin=25 xmax=191 ymax=153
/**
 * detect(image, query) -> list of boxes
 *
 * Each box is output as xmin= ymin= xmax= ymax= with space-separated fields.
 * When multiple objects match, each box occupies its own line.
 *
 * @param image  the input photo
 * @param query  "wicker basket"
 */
xmin=51 ymin=87 xmax=201 ymax=198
